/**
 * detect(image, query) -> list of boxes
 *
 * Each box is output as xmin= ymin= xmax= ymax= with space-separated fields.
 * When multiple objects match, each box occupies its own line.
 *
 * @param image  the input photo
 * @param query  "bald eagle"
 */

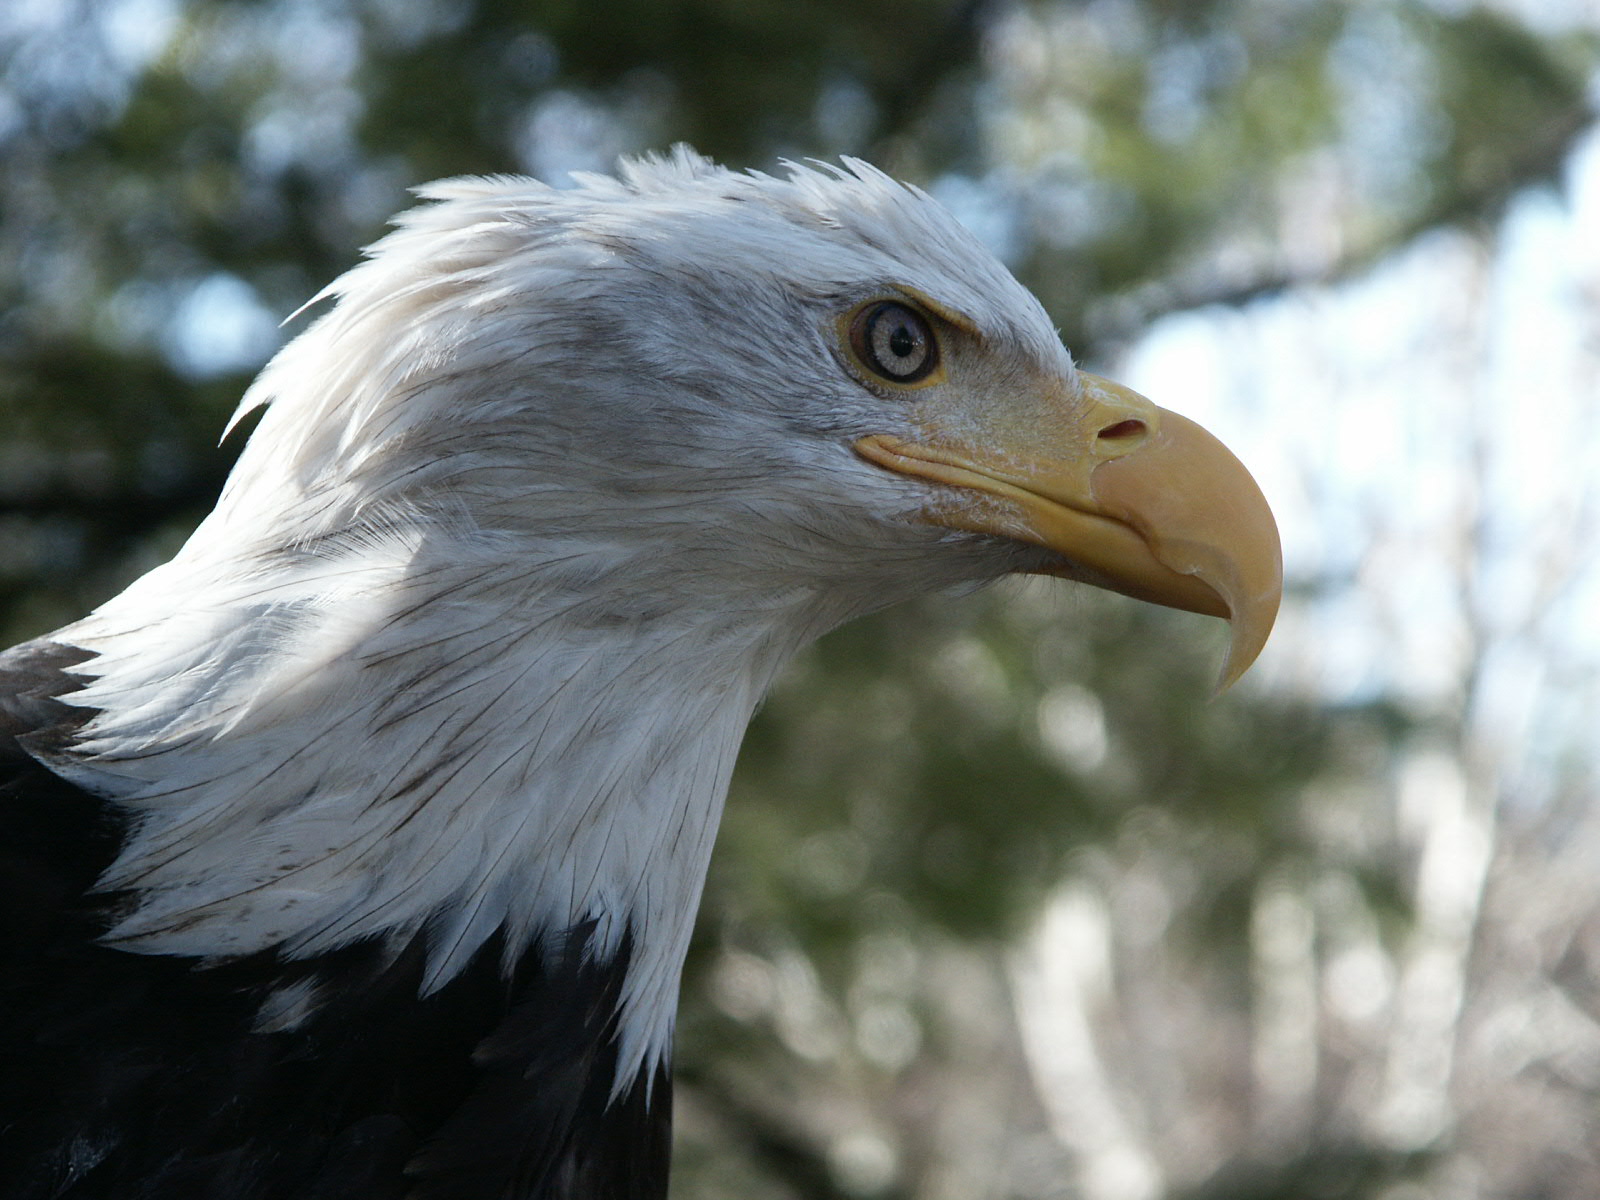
xmin=0 ymin=150 xmax=1279 ymax=1199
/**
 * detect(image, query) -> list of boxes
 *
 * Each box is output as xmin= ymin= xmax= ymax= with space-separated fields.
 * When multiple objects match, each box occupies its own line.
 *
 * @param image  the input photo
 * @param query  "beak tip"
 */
xmin=1210 ymin=582 xmax=1281 ymax=695
xmin=1212 ymin=648 xmax=1255 ymax=697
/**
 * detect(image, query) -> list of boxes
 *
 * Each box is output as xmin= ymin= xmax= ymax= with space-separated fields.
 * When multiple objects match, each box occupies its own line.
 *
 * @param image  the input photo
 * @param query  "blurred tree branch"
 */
xmin=1124 ymin=102 xmax=1595 ymax=334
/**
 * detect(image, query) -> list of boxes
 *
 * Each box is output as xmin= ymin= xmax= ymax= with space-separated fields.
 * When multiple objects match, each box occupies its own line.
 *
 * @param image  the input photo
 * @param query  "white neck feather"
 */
xmin=45 ymin=515 xmax=847 ymax=1083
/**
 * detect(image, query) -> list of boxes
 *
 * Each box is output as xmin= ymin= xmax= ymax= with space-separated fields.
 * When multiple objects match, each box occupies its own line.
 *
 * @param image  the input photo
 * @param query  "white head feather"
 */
xmin=39 ymin=149 xmax=1074 ymax=1084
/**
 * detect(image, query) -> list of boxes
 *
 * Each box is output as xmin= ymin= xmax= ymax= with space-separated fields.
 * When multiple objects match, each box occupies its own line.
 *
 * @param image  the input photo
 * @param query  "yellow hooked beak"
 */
xmin=855 ymin=372 xmax=1282 ymax=689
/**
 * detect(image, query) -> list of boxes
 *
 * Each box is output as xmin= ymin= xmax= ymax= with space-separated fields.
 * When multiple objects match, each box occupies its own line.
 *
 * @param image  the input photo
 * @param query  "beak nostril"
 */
xmin=1098 ymin=418 xmax=1146 ymax=441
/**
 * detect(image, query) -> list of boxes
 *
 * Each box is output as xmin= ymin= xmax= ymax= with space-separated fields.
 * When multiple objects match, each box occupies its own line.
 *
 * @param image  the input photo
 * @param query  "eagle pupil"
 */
xmin=889 ymin=324 xmax=915 ymax=359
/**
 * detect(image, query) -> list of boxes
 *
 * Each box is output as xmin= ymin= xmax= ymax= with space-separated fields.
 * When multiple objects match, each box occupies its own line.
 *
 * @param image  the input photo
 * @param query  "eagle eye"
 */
xmin=849 ymin=301 xmax=938 ymax=385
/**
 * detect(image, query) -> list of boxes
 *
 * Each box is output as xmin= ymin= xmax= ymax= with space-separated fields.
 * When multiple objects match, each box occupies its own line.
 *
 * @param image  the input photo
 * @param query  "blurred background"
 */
xmin=4 ymin=0 xmax=1599 ymax=1196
